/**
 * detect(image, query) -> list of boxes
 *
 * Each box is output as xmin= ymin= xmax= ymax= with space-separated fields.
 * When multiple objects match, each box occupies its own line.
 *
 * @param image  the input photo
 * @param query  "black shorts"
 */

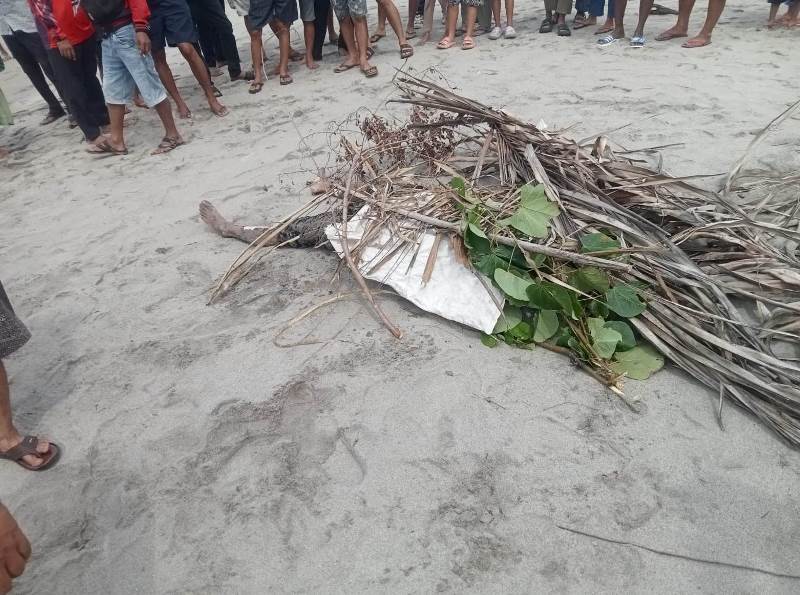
xmin=149 ymin=0 xmax=199 ymax=50
xmin=0 ymin=281 xmax=30 ymax=360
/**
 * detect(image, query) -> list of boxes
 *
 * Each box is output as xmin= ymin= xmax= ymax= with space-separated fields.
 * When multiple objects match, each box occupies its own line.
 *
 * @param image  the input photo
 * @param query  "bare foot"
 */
xmin=208 ymin=98 xmax=229 ymax=117
xmin=656 ymin=26 xmax=688 ymax=41
xmin=306 ymin=57 xmax=318 ymax=70
xmin=419 ymin=31 xmax=431 ymax=44
xmin=0 ymin=432 xmax=52 ymax=469
xmin=200 ymin=200 xmax=239 ymax=238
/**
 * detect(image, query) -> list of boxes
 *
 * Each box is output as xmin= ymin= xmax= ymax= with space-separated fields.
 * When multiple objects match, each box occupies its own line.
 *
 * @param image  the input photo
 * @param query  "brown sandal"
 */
xmin=0 ymin=436 xmax=61 ymax=471
xmin=151 ymin=136 xmax=185 ymax=155
xmin=400 ymin=43 xmax=414 ymax=59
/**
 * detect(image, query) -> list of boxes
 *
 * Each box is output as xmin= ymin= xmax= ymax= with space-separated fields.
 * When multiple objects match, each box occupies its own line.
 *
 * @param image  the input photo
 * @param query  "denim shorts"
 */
xmin=101 ymin=25 xmax=168 ymax=107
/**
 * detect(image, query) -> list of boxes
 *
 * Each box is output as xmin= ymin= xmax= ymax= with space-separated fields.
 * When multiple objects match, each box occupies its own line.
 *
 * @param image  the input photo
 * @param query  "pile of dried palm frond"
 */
xmin=214 ymin=74 xmax=800 ymax=447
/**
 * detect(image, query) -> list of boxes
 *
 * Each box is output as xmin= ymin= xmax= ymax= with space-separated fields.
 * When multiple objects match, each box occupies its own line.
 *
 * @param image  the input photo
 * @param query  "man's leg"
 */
xmin=151 ymin=49 xmax=193 ymax=118
xmin=176 ymin=42 xmax=229 ymax=115
xmin=299 ymin=0 xmax=318 ymax=69
xmin=188 ymin=0 xmax=244 ymax=79
xmin=656 ymin=0 xmax=694 ymax=39
xmin=249 ymin=27 xmax=265 ymax=86
xmin=607 ymin=0 xmax=626 ymax=39
xmin=683 ymin=0 xmax=725 ymax=46
xmin=377 ymin=0 xmax=409 ymax=46
xmin=353 ymin=17 xmax=374 ymax=70
xmin=373 ymin=3 xmax=388 ymax=38
xmin=313 ymin=0 xmax=331 ymax=59
xmin=2 ymin=32 xmax=64 ymax=123
xmin=407 ymin=0 xmax=418 ymax=34
xmin=269 ymin=20 xmax=292 ymax=82
xmin=200 ymin=201 xmax=269 ymax=243
xmin=47 ymin=48 xmax=103 ymax=143
xmin=0 ymin=362 xmax=52 ymax=469
xmin=75 ymin=38 xmax=109 ymax=129
xmin=632 ymin=0 xmax=655 ymax=36
xmin=338 ymin=15 xmax=358 ymax=66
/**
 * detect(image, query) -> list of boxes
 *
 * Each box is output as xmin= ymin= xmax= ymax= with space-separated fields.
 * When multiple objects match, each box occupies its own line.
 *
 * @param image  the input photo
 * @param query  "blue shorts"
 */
xmin=101 ymin=25 xmax=168 ymax=107
xmin=149 ymin=0 xmax=199 ymax=50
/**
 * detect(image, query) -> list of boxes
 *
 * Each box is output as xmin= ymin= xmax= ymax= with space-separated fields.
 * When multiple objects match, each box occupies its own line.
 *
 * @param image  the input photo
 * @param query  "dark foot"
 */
xmin=200 ymin=200 xmax=238 ymax=238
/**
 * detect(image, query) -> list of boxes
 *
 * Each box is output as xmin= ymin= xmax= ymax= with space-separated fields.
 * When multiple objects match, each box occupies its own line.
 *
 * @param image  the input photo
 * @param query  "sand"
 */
xmin=1 ymin=0 xmax=800 ymax=592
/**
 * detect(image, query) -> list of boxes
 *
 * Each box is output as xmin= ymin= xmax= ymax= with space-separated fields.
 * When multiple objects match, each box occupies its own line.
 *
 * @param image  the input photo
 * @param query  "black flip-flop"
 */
xmin=0 ymin=436 xmax=61 ymax=471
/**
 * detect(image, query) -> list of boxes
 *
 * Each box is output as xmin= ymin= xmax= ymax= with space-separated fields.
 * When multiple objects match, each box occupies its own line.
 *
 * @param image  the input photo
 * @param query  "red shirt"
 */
xmin=49 ymin=0 xmax=95 ymax=47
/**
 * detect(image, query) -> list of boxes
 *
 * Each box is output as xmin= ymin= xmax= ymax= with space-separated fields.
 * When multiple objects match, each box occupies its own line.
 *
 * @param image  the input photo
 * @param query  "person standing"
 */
xmin=186 ymin=0 xmax=247 ymax=77
xmin=488 ymin=0 xmax=516 ymax=38
xmin=655 ymin=0 xmax=726 ymax=47
xmin=148 ymin=0 xmax=230 ymax=117
xmin=539 ymin=0 xmax=573 ymax=35
xmin=437 ymin=0 xmax=479 ymax=50
xmin=0 ymin=0 xmax=66 ymax=125
xmin=81 ymin=0 xmax=185 ymax=155
xmin=28 ymin=0 xmax=109 ymax=147
xmin=332 ymin=0 xmax=377 ymax=77
xmin=596 ymin=0 xmax=653 ymax=45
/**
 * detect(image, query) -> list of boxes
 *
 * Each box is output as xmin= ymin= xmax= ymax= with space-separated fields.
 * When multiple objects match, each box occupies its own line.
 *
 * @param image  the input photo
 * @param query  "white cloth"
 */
xmin=227 ymin=0 xmax=251 ymax=17
xmin=0 ymin=0 xmax=38 ymax=36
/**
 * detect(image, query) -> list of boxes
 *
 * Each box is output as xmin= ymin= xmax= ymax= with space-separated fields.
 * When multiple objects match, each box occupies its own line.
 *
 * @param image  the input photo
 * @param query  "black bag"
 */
xmin=79 ymin=0 xmax=129 ymax=25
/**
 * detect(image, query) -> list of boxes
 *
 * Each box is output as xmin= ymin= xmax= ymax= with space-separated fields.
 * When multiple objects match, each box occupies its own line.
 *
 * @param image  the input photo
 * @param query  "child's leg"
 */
xmin=505 ymin=0 xmax=514 ymax=25
xmin=491 ymin=0 xmax=501 ymax=26
xmin=444 ymin=2 xmax=459 ymax=39
xmin=421 ymin=0 xmax=436 ymax=41
xmin=464 ymin=4 xmax=477 ymax=35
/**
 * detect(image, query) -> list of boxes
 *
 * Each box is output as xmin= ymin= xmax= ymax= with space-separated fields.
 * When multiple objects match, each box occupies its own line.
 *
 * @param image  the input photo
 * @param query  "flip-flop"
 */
xmin=366 ymin=46 xmax=375 ymax=59
xmin=630 ymin=35 xmax=646 ymax=47
xmin=289 ymin=50 xmax=304 ymax=62
xmin=248 ymin=81 xmax=264 ymax=94
xmin=151 ymin=136 xmax=185 ymax=155
xmin=0 ymin=436 xmax=61 ymax=471
xmin=682 ymin=38 xmax=711 ymax=48
xmin=334 ymin=62 xmax=357 ymax=73
xmin=86 ymin=139 xmax=128 ymax=156
xmin=437 ymin=38 xmax=454 ymax=49
xmin=461 ymin=36 xmax=475 ymax=50
xmin=369 ymin=33 xmax=386 ymax=43
xmin=400 ymin=43 xmax=414 ymax=58
xmin=405 ymin=30 xmax=417 ymax=40
xmin=280 ymin=74 xmax=293 ymax=85
xmin=597 ymin=34 xmax=619 ymax=46
xmin=655 ymin=30 xmax=687 ymax=41
xmin=361 ymin=65 xmax=378 ymax=78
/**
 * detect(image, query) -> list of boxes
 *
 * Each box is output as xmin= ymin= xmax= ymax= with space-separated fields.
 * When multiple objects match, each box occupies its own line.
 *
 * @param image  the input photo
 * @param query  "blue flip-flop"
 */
xmin=597 ymin=34 xmax=619 ymax=46
xmin=630 ymin=35 xmax=646 ymax=47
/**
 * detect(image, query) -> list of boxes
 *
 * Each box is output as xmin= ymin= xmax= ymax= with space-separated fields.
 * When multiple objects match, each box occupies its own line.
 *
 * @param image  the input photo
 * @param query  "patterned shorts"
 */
xmin=333 ymin=0 xmax=367 ymax=19
xmin=448 ymin=0 xmax=481 ymax=5
xmin=0 ymin=281 xmax=30 ymax=360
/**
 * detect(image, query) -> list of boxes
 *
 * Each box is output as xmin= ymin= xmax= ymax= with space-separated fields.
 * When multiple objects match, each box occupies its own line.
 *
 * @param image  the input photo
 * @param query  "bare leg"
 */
xmin=683 ymin=0 xmax=725 ymax=46
xmin=656 ymin=0 xmax=694 ymax=39
xmin=378 ymin=0 xmax=409 ymax=45
xmin=339 ymin=17 xmax=360 ymax=66
xmin=505 ymin=0 xmax=515 ymax=26
xmin=250 ymin=29 xmax=265 ymax=86
xmin=200 ymin=201 xmax=269 ymax=243
xmin=152 ymin=49 xmax=193 ymax=119
xmin=768 ymin=3 xmax=780 ymax=26
xmin=407 ymin=0 xmax=419 ymax=34
xmin=442 ymin=3 xmax=459 ymax=42
xmin=353 ymin=17 xmax=374 ymax=70
xmin=491 ymin=0 xmax=501 ymax=28
xmin=373 ymin=3 xmax=388 ymax=38
xmin=270 ymin=21 xmax=292 ymax=81
xmin=464 ymin=5 xmax=477 ymax=37
xmin=303 ymin=21 xmax=318 ymax=68
xmin=633 ymin=0 xmax=655 ymax=36
xmin=106 ymin=103 xmax=127 ymax=152
xmin=176 ymin=42 xmax=229 ymax=116
xmin=0 ymin=362 xmax=51 ymax=468
xmin=421 ymin=0 xmax=436 ymax=42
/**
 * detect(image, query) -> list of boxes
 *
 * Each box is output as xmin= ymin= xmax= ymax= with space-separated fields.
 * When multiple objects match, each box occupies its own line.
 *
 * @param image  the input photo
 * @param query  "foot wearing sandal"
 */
xmin=334 ymin=61 xmax=358 ymax=73
xmin=230 ymin=69 xmax=255 ymax=82
xmin=249 ymin=81 xmax=264 ymax=94
xmin=361 ymin=64 xmax=378 ymax=78
xmin=86 ymin=137 xmax=128 ymax=156
xmin=655 ymin=26 xmax=687 ymax=41
xmin=400 ymin=43 xmax=414 ymax=59
xmin=597 ymin=33 xmax=621 ymax=45
xmin=151 ymin=135 xmax=185 ymax=155
xmin=539 ymin=18 xmax=554 ymax=33
xmin=369 ymin=32 xmax=386 ymax=43
xmin=630 ymin=34 xmax=646 ymax=47
xmin=0 ymin=433 xmax=61 ymax=471
xmin=40 ymin=111 xmax=65 ymax=126
xmin=557 ymin=22 xmax=571 ymax=36
xmin=437 ymin=36 xmax=455 ymax=49
xmin=208 ymin=97 xmax=229 ymax=117
xmin=280 ymin=73 xmax=293 ymax=85
xmin=461 ymin=36 xmax=475 ymax=49
xmin=682 ymin=35 xmax=711 ymax=48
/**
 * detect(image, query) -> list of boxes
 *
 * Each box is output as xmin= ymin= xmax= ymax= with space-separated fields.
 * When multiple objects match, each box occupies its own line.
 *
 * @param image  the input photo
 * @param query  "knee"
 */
xmin=177 ymin=43 xmax=195 ymax=57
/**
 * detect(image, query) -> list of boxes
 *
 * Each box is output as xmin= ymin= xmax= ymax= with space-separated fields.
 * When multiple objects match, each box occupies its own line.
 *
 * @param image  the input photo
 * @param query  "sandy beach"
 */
xmin=1 ymin=0 xmax=799 ymax=592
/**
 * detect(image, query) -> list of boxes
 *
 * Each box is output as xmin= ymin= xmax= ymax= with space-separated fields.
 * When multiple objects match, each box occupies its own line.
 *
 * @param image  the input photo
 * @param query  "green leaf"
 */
xmin=494 ymin=269 xmax=532 ymax=301
xmin=569 ymin=267 xmax=610 ymax=294
xmin=611 ymin=344 xmax=664 ymax=380
xmin=465 ymin=224 xmax=491 ymax=256
xmin=580 ymin=232 xmax=621 ymax=253
xmin=473 ymin=253 xmax=504 ymax=277
xmin=589 ymin=300 xmax=610 ymax=318
xmin=604 ymin=320 xmax=636 ymax=351
xmin=507 ymin=321 xmax=533 ymax=341
xmin=481 ymin=333 xmax=498 ymax=348
xmin=499 ymin=184 xmax=559 ymax=238
xmin=534 ymin=310 xmax=559 ymax=342
xmin=605 ymin=285 xmax=646 ymax=318
xmin=493 ymin=306 xmax=523 ymax=334
xmin=587 ymin=317 xmax=622 ymax=359
xmin=527 ymin=281 xmax=574 ymax=314
xmin=450 ymin=176 xmax=467 ymax=198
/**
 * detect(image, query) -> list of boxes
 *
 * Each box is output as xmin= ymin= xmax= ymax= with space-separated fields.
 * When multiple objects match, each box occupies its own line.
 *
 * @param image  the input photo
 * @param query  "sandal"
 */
xmin=597 ymin=33 xmax=619 ymax=45
xmin=405 ymin=30 xmax=417 ymax=40
xmin=334 ymin=62 xmax=357 ymax=73
xmin=249 ymin=81 xmax=264 ymax=94
xmin=557 ymin=22 xmax=571 ymax=36
xmin=280 ymin=73 xmax=293 ymax=85
xmin=539 ymin=18 xmax=553 ymax=33
xmin=151 ymin=136 xmax=185 ymax=155
xmin=361 ymin=65 xmax=378 ymax=78
xmin=437 ymin=37 xmax=454 ymax=49
xmin=0 ymin=436 xmax=61 ymax=471
xmin=400 ymin=43 xmax=414 ymax=59
xmin=86 ymin=139 xmax=128 ymax=156
xmin=630 ymin=35 xmax=646 ymax=47
xmin=289 ymin=49 xmax=304 ymax=62
xmin=461 ymin=36 xmax=475 ymax=50
xmin=369 ymin=33 xmax=386 ymax=43
xmin=366 ymin=46 xmax=375 ymax=59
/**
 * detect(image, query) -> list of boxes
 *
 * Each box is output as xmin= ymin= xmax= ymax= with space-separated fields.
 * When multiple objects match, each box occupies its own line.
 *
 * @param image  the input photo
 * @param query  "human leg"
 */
xmin=682 ymin=0 xmax=725 ymax=46
xmin=313 ymin=0 xmax=331 ymax=58
xmin=188 ymin=0 xmax=243 ymax=78
xmin=300 ymin=0 xmax=318 ymax=68
xmin=47 ymin=48 xmax=103 ymax=142
xmin=377 ymin=0 xmax=409 ymax=45
xmin=656 ymin=0 xmax=695 ymax=39
xmin=176 ymin=42 xmax=229 ymax=115
xmin=632 ymin=0 xmax=655 ymax=37
xmin=2 ymin=33 xmax=64 ymax=121
xmin=269 ymin=20 xmax=292 ymax=83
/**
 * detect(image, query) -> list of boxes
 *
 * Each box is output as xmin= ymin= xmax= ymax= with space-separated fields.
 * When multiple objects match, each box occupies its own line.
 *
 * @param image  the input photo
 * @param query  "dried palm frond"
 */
xmin=214 ymin=74 xmax=800 ymax=447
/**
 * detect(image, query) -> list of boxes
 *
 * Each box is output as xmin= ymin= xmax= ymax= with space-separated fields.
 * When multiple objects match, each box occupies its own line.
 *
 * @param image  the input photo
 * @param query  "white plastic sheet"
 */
xmin=326 ymin=207 xmax=504 ymax=334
